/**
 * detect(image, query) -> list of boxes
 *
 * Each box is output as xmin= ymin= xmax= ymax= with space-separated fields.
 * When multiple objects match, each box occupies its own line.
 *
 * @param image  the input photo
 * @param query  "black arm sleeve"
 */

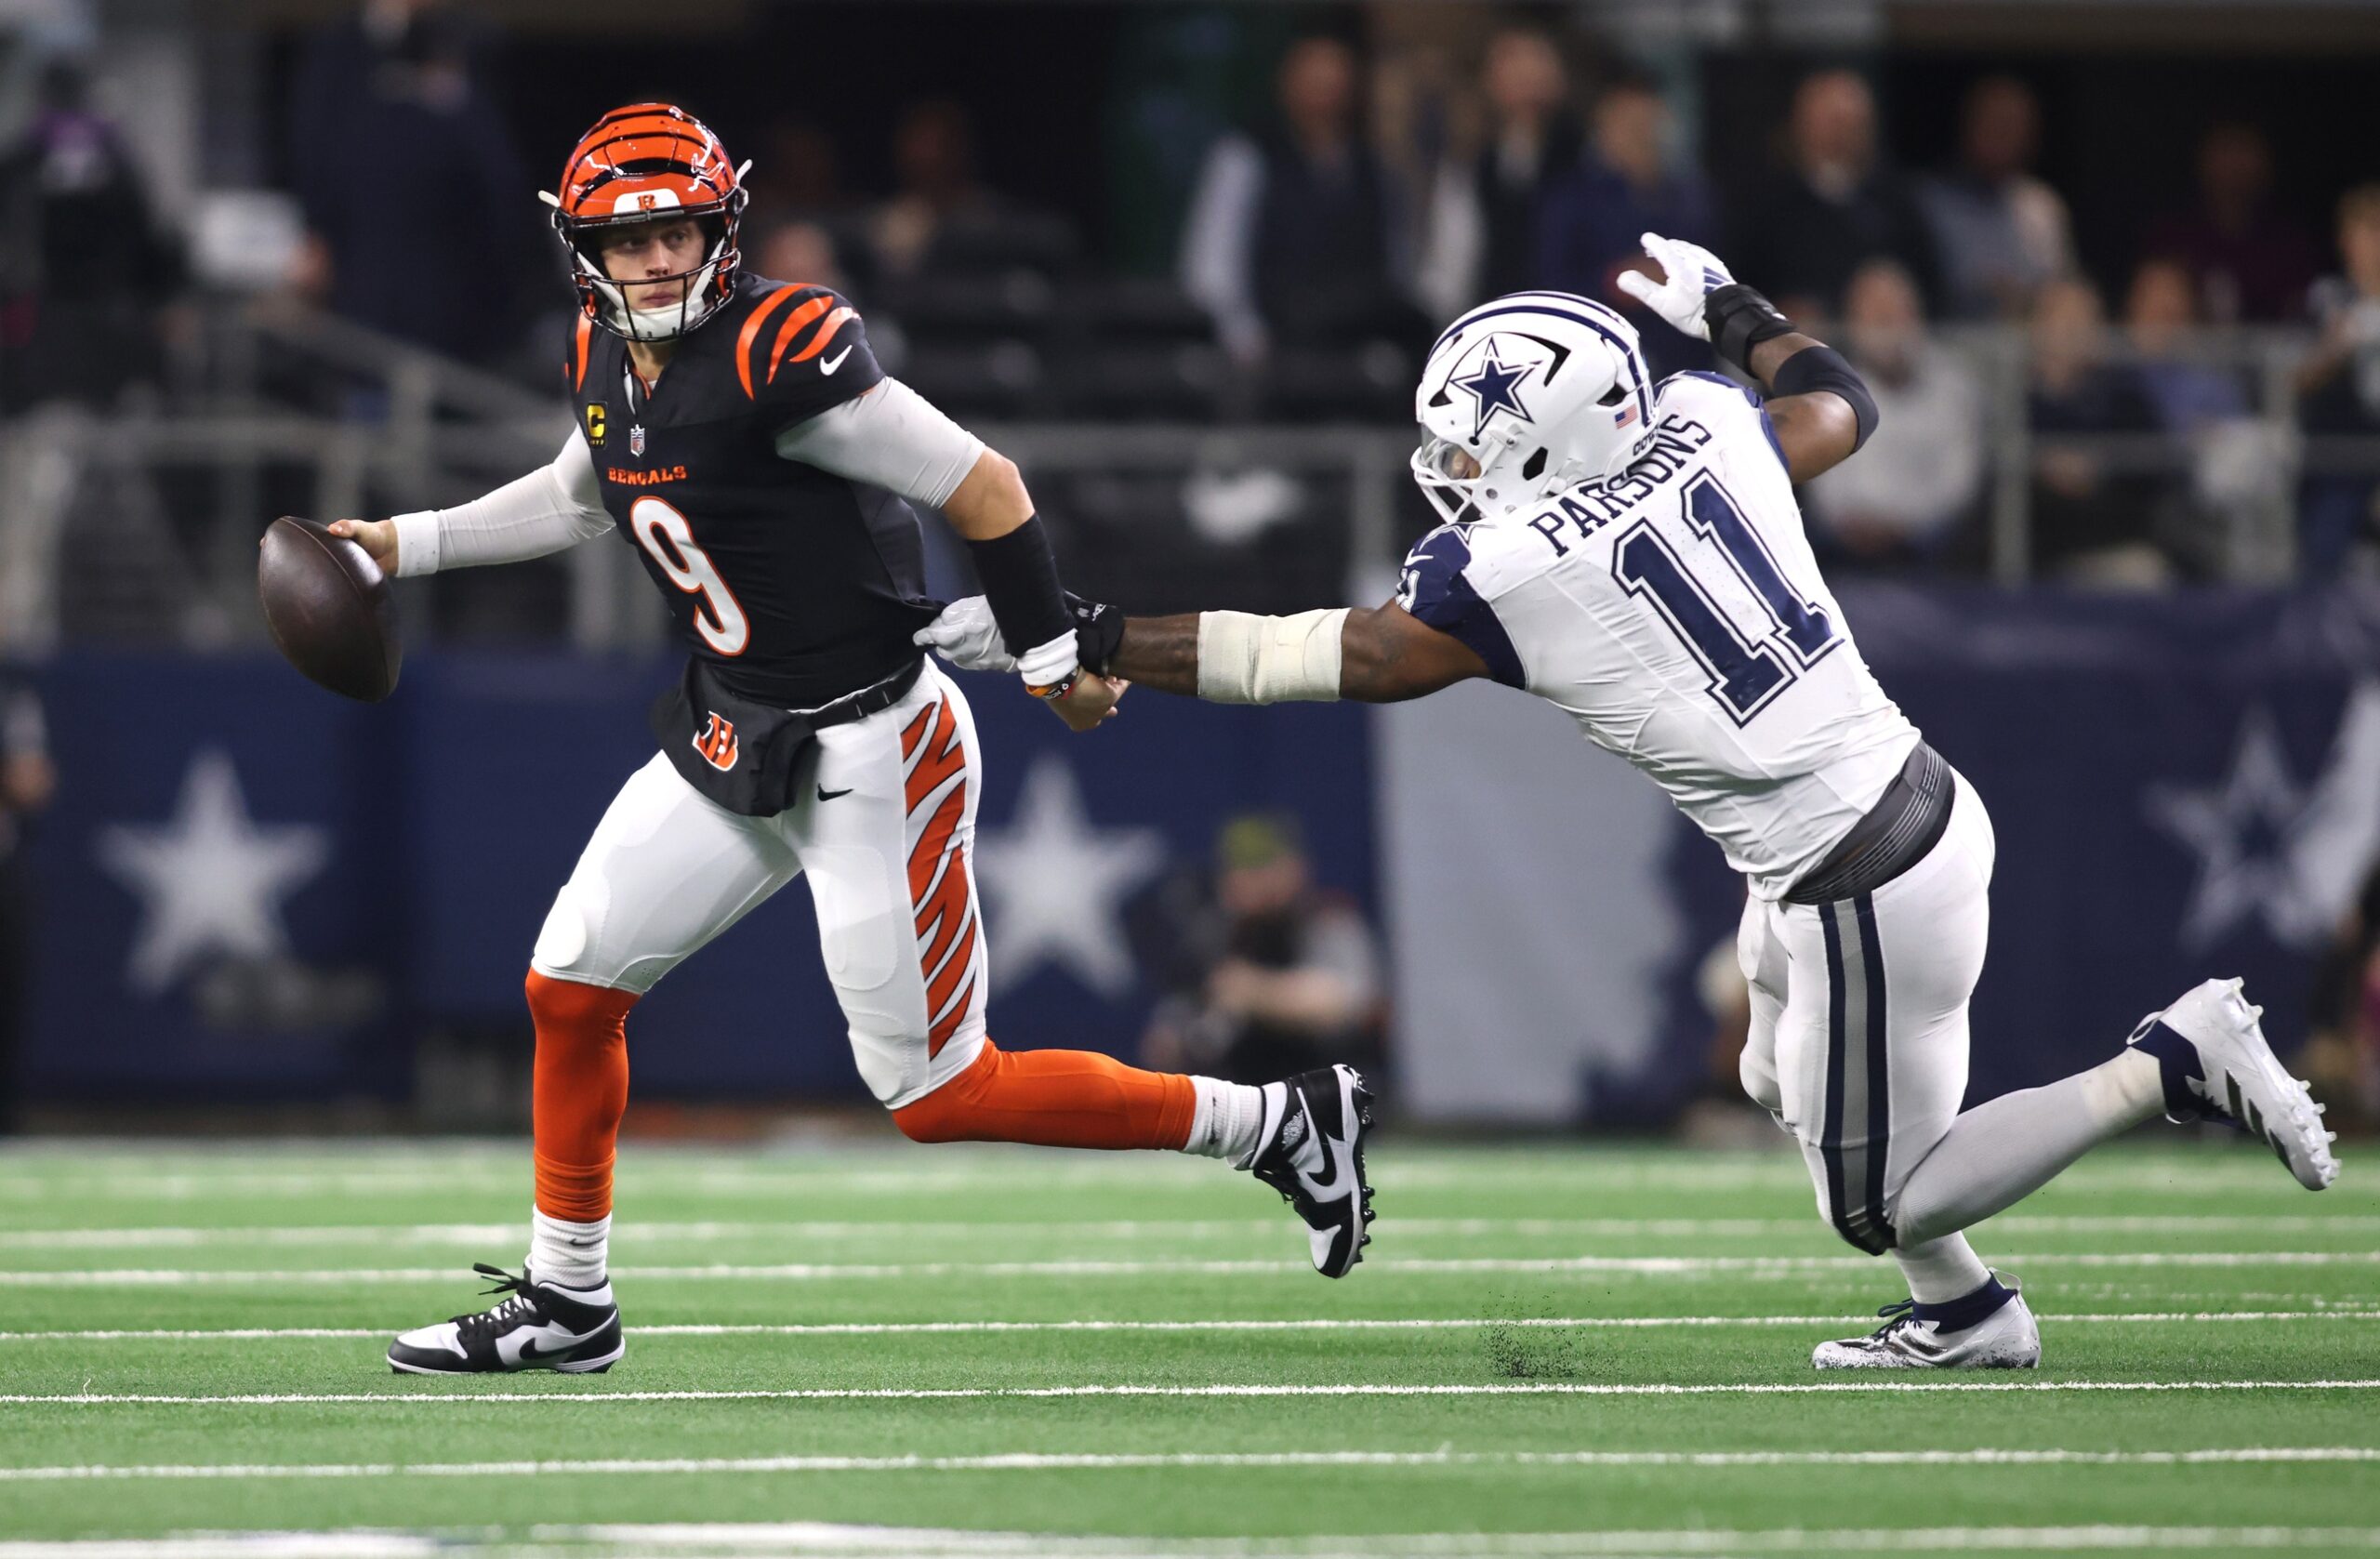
xmin=1771 ymin=344 xmax=1881 ymax=453
xmin=969 ymin=516 xmax=1072 ymax=656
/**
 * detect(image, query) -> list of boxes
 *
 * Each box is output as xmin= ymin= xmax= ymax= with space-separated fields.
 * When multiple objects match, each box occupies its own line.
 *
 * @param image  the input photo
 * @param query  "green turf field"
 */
xmin=0 ymin=1137 xmax=2373 ymax=1557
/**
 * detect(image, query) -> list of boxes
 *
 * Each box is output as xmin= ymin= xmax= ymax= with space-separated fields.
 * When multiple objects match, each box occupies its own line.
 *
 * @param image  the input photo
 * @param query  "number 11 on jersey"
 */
xmin=1614 ymin=472 xmax=1839 ymax=725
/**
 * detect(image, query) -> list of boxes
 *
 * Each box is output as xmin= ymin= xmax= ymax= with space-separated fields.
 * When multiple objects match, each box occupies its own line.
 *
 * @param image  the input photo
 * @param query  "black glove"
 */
xmin=1066 ymin=590 xmax=1125 ymax=675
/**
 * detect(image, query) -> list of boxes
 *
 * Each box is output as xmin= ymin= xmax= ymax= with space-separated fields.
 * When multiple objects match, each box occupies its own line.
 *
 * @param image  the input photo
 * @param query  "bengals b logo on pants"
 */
xmin=694 ymin=712 xmax=738 ymax=771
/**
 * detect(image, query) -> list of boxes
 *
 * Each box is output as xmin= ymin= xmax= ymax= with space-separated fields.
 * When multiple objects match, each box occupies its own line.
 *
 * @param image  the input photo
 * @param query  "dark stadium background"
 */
xmin=2 ymin=0 xmax=2377 ymax=1138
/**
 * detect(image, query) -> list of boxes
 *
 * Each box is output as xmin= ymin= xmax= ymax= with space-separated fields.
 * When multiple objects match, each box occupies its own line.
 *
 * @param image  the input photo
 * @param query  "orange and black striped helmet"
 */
xmin=544 ymin=103 xmax=750 ymax=341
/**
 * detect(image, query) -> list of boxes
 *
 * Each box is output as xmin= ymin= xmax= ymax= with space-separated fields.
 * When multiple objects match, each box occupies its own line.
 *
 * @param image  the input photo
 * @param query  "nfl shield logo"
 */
xmin=628 ymin=424 xmax=646 ymax=458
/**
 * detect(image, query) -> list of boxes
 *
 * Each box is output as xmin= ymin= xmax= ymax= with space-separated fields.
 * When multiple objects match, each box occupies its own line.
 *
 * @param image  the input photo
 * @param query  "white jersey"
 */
xmin=1396 ymin=370 xmax=1919 ymax=899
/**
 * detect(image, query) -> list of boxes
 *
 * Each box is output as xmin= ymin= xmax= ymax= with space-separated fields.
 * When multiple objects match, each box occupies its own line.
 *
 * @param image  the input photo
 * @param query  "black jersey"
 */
xmin=569 ymin=273 xmax=940 ymax=709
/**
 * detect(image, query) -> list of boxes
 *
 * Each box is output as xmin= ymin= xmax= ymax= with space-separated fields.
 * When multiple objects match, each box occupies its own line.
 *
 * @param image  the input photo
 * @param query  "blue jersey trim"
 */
xmin=1671 ymin=370 xmax=1788 ymax=474
xmin=1400 ymin=527 xmax=1527 ymax=689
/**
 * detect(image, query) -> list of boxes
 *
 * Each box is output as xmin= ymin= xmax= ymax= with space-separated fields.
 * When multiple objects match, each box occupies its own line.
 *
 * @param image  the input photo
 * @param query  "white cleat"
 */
xmin=2135 ymin=978 xmax=2339 ymax=1192
xmin=1813 ymin=1275 xmax=2041 ymax=1370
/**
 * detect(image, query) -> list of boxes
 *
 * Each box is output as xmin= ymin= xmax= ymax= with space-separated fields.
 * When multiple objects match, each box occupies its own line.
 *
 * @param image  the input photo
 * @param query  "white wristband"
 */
xmin=1195 ymin=608 xmax=1347 ymax=704
xmin=390 ymin=510 xmax=442 ymax=577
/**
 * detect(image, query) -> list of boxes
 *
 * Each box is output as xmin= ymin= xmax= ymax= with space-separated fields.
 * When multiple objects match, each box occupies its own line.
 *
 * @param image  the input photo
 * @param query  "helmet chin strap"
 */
xmin=580 ymin=239 xmax=729 ymax=341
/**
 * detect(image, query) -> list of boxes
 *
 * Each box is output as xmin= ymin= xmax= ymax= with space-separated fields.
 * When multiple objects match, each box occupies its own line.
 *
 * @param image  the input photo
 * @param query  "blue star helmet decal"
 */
xmin=1448 ymin=341 xmax=1536 ymax=441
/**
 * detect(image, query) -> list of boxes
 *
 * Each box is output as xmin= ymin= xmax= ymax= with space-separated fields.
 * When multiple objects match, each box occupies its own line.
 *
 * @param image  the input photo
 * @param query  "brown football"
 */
xmin=258 ymin=516 xmax=403 ymax=702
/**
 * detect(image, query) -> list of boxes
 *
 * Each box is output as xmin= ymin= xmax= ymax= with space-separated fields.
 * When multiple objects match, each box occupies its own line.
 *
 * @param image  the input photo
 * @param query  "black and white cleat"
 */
xmin=387 ymin=1263 xmax=624 ymax=1375
xmin=2133 ymin=978 xmax=2339 ymax=1192
xmin=1246 ymin=1064 xmax=1376 ymax=1278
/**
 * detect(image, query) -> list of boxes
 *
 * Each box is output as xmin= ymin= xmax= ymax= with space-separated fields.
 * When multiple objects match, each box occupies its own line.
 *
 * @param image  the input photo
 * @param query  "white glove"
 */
xmin=914 ymin=596 xmax=1017 ymax=673
xmin=1615 ymin=231 xmax=1736 ymax=342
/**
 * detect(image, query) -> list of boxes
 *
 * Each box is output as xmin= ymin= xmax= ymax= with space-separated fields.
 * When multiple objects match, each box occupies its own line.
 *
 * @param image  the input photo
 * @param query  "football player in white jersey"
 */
xmin=920 ymin=232 xmax=2339 ymax=1369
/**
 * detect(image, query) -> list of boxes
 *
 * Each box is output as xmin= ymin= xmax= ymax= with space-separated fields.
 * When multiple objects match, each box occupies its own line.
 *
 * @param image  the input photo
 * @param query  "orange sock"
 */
xmin=891 ymin=1040 xmax=1198 ymax=1150
xmin=526 ymin=971 xmax=637 ymax=1221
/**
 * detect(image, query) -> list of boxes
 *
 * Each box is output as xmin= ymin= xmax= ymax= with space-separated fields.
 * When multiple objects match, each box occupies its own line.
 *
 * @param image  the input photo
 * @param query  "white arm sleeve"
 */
xmin=772 ymin=378 xmax=985 ymax=509
xmin=390 ymin=430 xmax=614 ymax=577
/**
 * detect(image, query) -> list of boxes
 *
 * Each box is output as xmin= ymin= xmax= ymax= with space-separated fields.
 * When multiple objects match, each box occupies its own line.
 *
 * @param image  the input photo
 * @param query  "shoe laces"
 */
xmin=1867 ymin=1298 xmax=1922 ymax=1341
xmin=451 ymin=1262 xmax=542 ymax=1340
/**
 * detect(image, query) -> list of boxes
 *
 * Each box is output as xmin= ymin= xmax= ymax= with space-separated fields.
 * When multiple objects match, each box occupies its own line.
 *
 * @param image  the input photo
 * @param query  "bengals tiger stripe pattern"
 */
xmin=901 ymin=696 xmax=985 ymax=1059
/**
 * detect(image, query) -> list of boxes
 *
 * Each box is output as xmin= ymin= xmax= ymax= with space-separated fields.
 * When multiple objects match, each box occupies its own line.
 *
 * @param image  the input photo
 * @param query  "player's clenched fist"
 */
xmin=914 ymin=596 xmax=1015 ymax=672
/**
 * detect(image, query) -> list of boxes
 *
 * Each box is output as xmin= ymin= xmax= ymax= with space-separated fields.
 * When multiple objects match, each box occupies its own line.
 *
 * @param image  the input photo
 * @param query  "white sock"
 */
xmin=528 ymin=1208 xmax=610 ymax=1290
xmin=1893 ymin=1232 xmax=1992 ymax=1304
xmin=1894 ymin=1049 xmax=2164 ymax=1248
xmin=1183 ymin=1077 xmax=1269 ymax=1162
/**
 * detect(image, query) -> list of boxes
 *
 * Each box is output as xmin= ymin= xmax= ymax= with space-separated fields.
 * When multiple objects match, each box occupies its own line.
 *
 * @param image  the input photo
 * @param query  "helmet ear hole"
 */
xmin=1597 ymin=382 xmax=1629 ymax=407
xmin=1521 ymin=447 xmax=1548 ymax=482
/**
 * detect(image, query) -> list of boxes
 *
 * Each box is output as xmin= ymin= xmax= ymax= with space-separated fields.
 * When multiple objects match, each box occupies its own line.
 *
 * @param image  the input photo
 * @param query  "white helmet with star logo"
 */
xmin=1409 ymin=291 xmax=1655 ymax=526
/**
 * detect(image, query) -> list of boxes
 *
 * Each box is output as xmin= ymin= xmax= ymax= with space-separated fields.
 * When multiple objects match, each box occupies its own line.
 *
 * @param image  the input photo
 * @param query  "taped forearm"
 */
xmin=391 ymin=431 xmax=614 ymax=576
xmin=1195 ymin=609 xmax=1347 ymax=704
xmin=773 ymin=378 xmax=985 ymax=509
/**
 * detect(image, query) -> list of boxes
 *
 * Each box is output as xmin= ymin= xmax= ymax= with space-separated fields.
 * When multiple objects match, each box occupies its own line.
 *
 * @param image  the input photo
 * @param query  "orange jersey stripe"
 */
xmin=734 ymin=285 xmax=799 ymax=400
xmin=787 ymin=306 xmax=856 ymax=366
xmin=763 ymin=295 xmax=833 ymax=385
xmin=572 ymin=313 xmax=593 ymax=393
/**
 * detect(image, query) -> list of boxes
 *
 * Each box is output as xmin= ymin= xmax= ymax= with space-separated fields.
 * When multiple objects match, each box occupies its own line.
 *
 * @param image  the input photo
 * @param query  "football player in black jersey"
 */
xmin=324 ymin=105 xmax=1373 ymax=1375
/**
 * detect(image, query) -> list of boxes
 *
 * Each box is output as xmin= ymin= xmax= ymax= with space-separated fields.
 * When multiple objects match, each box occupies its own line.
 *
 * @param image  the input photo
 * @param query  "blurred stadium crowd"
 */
xmin=1 ymin=0 xmax=2378 ymax=606
xmin=1 ymin=2 xmax=2379 ymax=1136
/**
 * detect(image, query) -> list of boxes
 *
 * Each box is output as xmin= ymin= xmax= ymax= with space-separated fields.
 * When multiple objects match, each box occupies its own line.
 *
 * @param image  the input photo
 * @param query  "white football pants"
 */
xmin=529 ymin=663 xmax=991 ymax=1109
xmin=1736 ymin=769 xmax=1996 ymax=1253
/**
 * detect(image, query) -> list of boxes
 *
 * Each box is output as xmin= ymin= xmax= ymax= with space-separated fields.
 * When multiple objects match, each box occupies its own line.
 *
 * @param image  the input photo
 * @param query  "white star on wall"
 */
xmin=2146 ymin=683 xmax=2380 ymax=952
xmin=973 ymin=754 xmax=1165 ymax=999
xmin=97 ymin=748 xmax=331 ymax=994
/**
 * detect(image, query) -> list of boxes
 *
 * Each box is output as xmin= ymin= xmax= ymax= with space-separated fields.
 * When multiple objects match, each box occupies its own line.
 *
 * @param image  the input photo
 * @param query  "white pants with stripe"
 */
xmin=1736 ymin=770 xmax=1996 ymax=1253
xmin=529 ymin=663 xmax=991 ymax=1110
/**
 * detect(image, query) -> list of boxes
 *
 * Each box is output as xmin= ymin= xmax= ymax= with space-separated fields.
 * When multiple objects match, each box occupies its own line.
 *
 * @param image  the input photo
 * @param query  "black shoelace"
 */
xmin=450 ymin=1262 xmax=542 ymax=1340
xmin=1866 ymin=1298 xmax=1921 ymax=1341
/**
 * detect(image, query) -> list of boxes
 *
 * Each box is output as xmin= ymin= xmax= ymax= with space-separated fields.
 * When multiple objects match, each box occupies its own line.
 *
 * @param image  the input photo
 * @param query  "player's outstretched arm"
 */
xmin=1618 ymin=232 xmax=1878 ymax=484
xmin=323 ymin=430 xmax=615 ymax=575
xmin=931 ymin=597 xmax=1489 ymax=705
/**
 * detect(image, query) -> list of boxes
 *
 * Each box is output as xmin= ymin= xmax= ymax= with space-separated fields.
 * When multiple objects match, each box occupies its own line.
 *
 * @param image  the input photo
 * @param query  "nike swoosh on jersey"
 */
xmin=819 ymin=344 xmax=854 ymax=376
xmin=816 ymin=785 xmax=853 ymax=801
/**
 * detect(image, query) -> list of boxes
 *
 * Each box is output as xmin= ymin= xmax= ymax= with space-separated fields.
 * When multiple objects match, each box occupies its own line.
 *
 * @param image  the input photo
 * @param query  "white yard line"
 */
xmin=4 ymin=1214 xmax=2372 ymax=1249
xmin=6 ymin=1525 xmax=2380 ymax=1558
xmin=4 ymin=1380 xmax=2376 ymax=1407
xmin=2 ymin=1251 xmax=2373 ymax=1285
xmin=1 ymin=1446 xmax=2377 ymax=1484
xmin=3 ymin=1310 xmax=2376 ymax=1343
xmin=7 ymin=1528 xmax=2380 ymax=1559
